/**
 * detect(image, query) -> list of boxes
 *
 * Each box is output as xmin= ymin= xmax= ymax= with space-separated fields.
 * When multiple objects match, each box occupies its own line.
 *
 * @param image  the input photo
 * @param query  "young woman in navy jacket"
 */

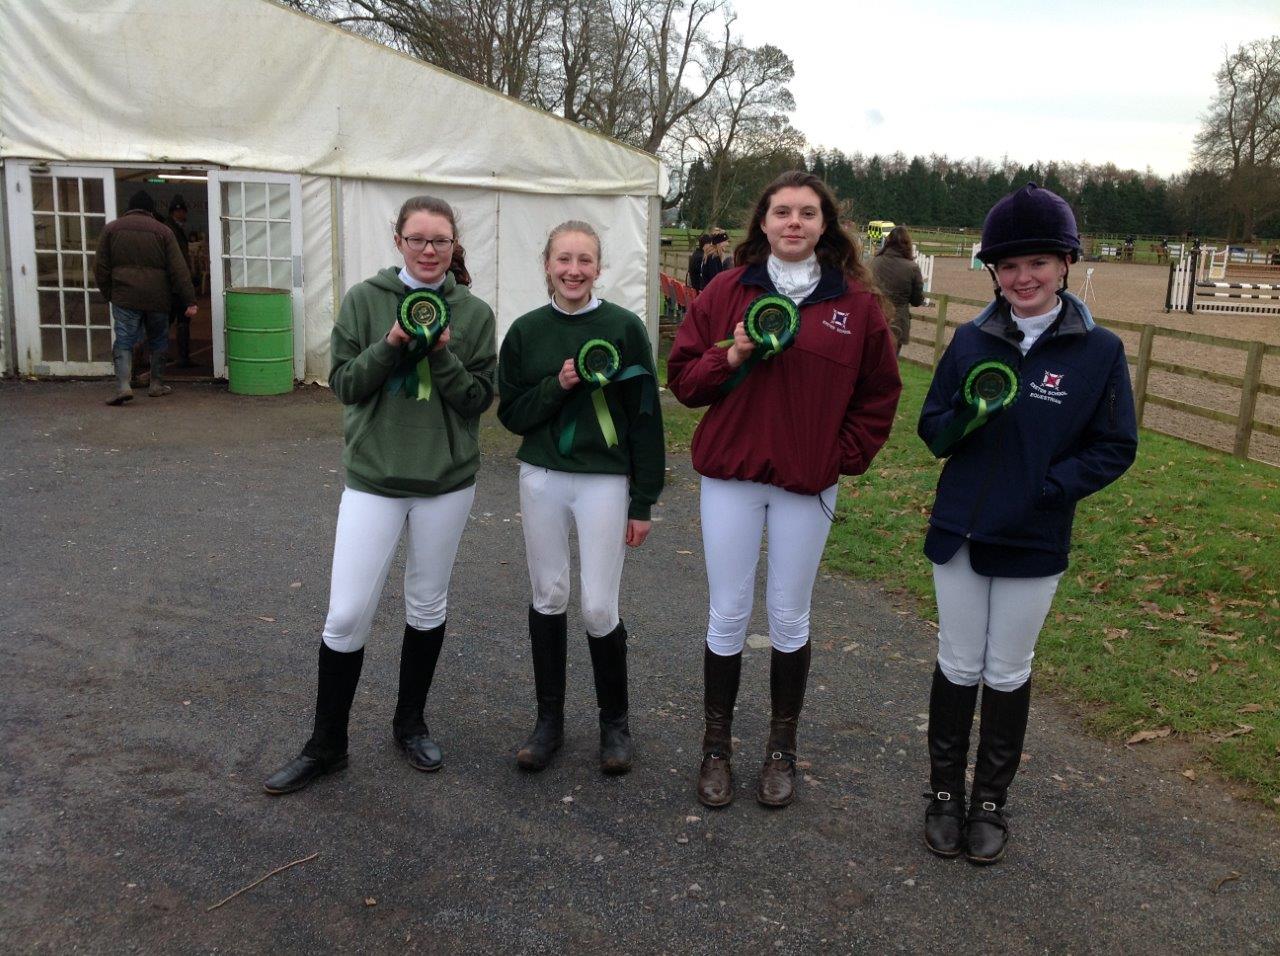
xmin=668 ymin=171 xmax=902 ymax=810
xmin=918 ymin=184 xmax=1138 ymax=864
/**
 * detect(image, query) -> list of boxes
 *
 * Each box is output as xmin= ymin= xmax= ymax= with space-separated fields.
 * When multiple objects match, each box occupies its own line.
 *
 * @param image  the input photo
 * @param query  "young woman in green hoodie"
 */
xmin=497 ymin=220 xmax=664 ymax=776
xmin=264 ymin=195 xmax=498 ymax=795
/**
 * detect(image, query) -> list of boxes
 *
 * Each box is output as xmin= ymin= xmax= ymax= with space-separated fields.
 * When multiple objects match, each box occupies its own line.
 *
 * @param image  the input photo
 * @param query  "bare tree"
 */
xmin=281 ymin=0 xmax=795 ymax=168
xmin=680 ymin=43 xmax=798 ymax=223
xmin=1194 ymin=36 xmax=1280 ymax=240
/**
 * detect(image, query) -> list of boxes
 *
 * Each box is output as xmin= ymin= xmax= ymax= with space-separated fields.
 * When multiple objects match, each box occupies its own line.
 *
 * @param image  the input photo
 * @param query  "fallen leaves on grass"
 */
xmin=1212 ymin=724 xmax=1255 ymax=741
xmin=1126 ymin=726 xmax=1173 ymax=746
xmin=1237 ymin=703 xmax=1264 ymax=714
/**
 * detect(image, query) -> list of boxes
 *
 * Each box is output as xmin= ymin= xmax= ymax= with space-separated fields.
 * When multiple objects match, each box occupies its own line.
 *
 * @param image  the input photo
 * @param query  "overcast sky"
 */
xmin=728 ymin=0 xmax=1280 ymax=176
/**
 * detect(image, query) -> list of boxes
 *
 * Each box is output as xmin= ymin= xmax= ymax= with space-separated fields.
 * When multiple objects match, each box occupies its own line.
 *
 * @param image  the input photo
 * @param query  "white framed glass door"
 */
xmin=5 ymin=161 xmax=117 ymax=375
xmin=207 ymin=171 xmax=304 ymax=378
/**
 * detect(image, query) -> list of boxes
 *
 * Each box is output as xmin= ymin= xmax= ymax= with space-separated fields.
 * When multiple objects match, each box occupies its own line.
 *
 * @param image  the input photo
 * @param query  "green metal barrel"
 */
xmin=225 ymin=288 xmax=293 ymax=395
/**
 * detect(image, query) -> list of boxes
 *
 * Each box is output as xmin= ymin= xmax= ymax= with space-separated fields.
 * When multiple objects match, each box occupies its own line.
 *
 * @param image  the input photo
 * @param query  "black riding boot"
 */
xmin=697 ymin=646 xmax=742 ymax=808
xmin=757 ymin=642 xmax=811 ymax=807
xmin=966 ymin=679 xmax=1032 ymax=865
xmin=587 ymin=622 xmax=632 ymax=775
xmin=263 ymin=643 xmax=364 ymax=795
xmin=392 ymin=621 xmax=446 ymax=772
xmin=924 ymin=664 xmax=980 ymax=858
xmin=516 ymin=607 xmax=567 ymax=772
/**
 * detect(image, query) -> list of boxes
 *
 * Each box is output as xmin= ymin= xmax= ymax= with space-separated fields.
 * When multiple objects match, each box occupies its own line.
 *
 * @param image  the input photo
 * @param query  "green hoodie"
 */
xmin=329 ymin=268 xmax=497 ymax=497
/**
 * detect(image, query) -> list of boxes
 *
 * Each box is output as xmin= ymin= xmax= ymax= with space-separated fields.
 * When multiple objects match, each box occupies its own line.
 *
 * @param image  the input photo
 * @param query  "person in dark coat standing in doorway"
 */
xmin=869 ymin=225 xmax=924 ymax=355
xmin=165 ymin=195 xmax=197 ymax=368
xmin=94 ymin=190 xmax=196 ymax=405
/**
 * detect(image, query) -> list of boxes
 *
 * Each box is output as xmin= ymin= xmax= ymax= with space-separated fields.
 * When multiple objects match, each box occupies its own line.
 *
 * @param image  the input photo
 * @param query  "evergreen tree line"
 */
xmin=680 ymin=150 xmax=1280 ymax=243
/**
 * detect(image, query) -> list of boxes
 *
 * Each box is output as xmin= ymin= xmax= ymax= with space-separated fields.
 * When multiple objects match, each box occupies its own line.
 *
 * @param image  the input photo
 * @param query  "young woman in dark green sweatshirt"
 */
xmin=264 ymin=195 xmax=497 ymax=795
xmin=497 ymin=220 xmax=664 ymax=776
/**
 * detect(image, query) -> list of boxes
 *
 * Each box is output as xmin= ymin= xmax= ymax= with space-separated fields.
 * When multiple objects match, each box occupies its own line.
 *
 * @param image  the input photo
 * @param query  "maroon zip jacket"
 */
xmin=667 ymin=261 xmax=902 ymax=495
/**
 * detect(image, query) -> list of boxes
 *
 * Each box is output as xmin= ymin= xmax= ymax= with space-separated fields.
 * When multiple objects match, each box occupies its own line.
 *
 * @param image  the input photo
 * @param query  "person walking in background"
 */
xmin=263 ymin=195 xmax=497 ymax=795
xmin=164 ymin=195 xmax=197 ymax=368
xmin=94 ymin=190 xmax=196 ymax=405
xmin=917 ymin=184 xmax=1137 ymax=864
xmin=668 ymin=171 xmax=901 ymax=810
xmin=869 ymin=225 xmax=925 ymax=355
xmin=688 ymin=234 xmax=708 ymax=291
xmin=498 ymin=220 xmax=664 ymax=776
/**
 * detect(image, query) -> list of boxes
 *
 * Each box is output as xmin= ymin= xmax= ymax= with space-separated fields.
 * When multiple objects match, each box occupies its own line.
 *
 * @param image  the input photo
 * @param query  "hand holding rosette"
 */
xmin=387 ymin=290 xmax=452 ymax=400
xmin=722 ymin=293 xmax=801 ymax=393
xmin=927 ymin=359 xmax=1020 ymax=458
xmin=556 ymin=338 xmax=655 ymax=454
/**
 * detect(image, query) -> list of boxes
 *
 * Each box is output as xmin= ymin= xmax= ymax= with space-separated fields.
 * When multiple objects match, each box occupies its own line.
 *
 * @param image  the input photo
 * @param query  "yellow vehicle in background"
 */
xmin=866 ymin=220 xmax=895 ymax=250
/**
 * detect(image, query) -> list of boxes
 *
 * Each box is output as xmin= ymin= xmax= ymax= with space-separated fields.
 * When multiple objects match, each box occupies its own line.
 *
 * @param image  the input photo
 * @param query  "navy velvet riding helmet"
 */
xmin=977 ymin=183 xmax=1082 ymax=265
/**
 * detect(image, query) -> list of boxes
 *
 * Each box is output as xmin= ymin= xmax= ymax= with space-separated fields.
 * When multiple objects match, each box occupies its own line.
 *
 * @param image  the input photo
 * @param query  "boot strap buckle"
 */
xmin=981 ymin=800 xmax=998 ymax=812
xmin=935 ymin=791 xmax=952 ymax=802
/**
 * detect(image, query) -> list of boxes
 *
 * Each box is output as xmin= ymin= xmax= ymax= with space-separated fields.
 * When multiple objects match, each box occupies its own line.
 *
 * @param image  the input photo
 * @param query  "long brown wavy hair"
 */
xmin=395 ymin=195 xmax=471 ymax=286
xmin=877 ymin=224 xmax=915 ymax=259
xmin=734 ymin=171 xmax=872 ymax=290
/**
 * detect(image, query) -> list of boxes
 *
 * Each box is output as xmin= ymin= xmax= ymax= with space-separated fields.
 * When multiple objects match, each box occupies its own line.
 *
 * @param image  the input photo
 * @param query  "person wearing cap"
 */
xmin=917 ymin=183 xmax=1138 ymax=864
xmin=165 ymin=195 xmax=196 ymax=367
xmin=668 ymin=170 xmax=901 ymax=810
xmin=94 ymin=190 xmax=197 ymax=404
xmin=699 ymin=229 xmax=731 ymax=289
xmin=497 ymin=220 xmax=664 ymax=777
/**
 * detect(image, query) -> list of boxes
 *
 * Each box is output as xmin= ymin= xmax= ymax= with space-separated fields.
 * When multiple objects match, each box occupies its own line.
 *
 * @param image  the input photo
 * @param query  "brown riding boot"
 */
xmin=697 ymin=647 xmax=742 ymax=808
xmin=756 ymin=642 xmax=811 ymax=808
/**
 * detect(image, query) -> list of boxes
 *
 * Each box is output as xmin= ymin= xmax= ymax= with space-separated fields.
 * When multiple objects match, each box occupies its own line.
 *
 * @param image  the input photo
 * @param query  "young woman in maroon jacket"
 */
xmin=667 ymin=171 xmax=902 ymax=809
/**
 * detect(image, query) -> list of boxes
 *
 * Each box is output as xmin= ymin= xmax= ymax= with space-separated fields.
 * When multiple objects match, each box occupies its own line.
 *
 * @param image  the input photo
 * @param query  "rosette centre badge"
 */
xmin=398 ymin=289 xmax=451 ymax=347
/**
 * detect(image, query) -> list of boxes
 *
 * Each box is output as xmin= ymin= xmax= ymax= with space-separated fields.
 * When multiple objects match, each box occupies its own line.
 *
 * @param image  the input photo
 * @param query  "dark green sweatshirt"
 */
xmin=329 ymin=268 xmax=497 ymax=497
xmin=497 ymin=300 xmax=664 ymax=520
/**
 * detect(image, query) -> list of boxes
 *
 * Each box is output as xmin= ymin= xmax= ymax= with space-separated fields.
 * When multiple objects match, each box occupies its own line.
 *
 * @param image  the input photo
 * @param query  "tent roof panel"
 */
xmin=0 ymin=0 xmax=662 ymax=196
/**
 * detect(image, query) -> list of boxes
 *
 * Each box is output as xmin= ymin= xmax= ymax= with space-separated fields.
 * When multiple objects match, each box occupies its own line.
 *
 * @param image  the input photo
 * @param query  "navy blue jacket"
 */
xmin=918 ymin=292 xmax=1137 ymax=576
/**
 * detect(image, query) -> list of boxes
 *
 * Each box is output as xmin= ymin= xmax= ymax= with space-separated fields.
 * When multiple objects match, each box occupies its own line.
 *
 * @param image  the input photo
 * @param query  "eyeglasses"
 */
xmin=400 ymin=235 xmax=455 ymax=253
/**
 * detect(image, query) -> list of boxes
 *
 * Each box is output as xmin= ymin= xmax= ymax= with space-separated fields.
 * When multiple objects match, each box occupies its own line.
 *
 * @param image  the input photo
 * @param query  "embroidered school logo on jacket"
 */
xmin=1029 ymin=370 xmax=1068 ymax=405
xmin=823 ymin=309 xmax=852 ymax=335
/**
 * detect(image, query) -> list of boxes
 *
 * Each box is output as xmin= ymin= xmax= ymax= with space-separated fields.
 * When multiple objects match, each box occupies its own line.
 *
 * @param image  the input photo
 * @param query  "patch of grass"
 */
xmin=825 ymin=363 xmax=1280 ymax=807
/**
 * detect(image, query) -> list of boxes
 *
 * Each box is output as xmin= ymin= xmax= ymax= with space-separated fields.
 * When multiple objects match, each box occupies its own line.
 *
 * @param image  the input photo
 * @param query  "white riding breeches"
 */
xmin=699 ymin=476 xmax=836 ymax=656
xmin=321 ymin=484 xmax=475 ymax=652
xmin=931 ymin=542 xmax=1063 ymax=691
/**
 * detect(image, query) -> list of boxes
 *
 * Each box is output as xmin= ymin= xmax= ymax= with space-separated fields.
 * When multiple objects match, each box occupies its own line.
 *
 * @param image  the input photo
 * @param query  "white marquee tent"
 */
xmin=0 ymin=0 xmax=665 ymax=382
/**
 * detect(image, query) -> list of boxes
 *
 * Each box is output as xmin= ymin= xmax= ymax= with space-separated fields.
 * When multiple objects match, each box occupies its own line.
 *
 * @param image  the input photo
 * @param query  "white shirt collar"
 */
xmin=550 ymin=295 xmax=601 ymax=316
xmin=399 ymin=267 xmax=445 ymax=291
xmin=767 ymin=254 xmax=821 ymax=304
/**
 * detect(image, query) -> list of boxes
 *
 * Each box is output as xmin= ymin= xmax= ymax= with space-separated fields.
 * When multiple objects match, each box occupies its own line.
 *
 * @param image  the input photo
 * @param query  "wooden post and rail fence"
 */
xmin=904 ymin=293 xmax=1280 ymax=464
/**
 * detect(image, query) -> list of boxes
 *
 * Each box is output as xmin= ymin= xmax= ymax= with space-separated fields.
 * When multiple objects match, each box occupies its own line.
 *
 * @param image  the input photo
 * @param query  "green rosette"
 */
xmin=389 ymin=290 xmax=451 ymax=401
xmin=398 ymin=289 xmax=450 ymax=345
xmin=962 ymin=359 xmax=1019 ymax=410
xmin=575 ymin=338 xmax=621 ymax=387
xmin=743 ymin=293 xmax=800 ymax=358
xmin=557 ymin=338 xmax=655 ymax=455
xmin=927 ymin=359 xmax=1020 ymax=457
xmin=720 ymin=293 xmax=801 ymax=394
